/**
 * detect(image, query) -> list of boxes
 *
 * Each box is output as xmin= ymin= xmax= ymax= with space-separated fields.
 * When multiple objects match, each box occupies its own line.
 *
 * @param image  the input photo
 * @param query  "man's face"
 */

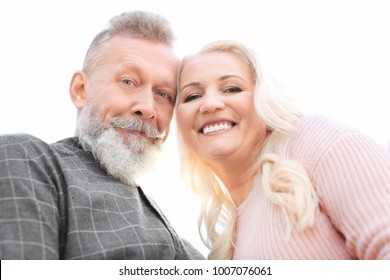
xmin=71 ymin=36 xmax=179 ymax=185
xmin=83 ymin=35 xmax=178 ymax=143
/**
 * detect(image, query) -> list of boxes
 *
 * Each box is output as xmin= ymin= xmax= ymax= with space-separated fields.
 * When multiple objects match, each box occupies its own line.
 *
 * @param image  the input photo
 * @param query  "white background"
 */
xmin=1 ymin=0 xmax=389 ymax=257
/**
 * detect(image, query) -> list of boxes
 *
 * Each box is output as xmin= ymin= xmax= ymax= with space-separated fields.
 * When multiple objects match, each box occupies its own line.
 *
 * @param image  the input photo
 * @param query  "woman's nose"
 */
xmin=199 ymin=92 xmax=225 ymax=114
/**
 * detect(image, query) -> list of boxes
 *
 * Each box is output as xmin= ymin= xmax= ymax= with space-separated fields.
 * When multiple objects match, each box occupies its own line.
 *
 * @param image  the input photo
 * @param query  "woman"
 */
xmin=175 ymin=40 xmax=390 ymax=259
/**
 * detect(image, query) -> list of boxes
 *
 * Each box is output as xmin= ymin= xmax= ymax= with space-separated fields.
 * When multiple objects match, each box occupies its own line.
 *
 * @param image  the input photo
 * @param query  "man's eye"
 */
xmin=184 ymin=94 xmax=201 ymax=103
xmin=121 ymin=79 xmax=134 ymax=86
xmin=156 ymin=91 xmax=172 ymax=102
xmin=224 ymin=87 xmax=241 ymax=93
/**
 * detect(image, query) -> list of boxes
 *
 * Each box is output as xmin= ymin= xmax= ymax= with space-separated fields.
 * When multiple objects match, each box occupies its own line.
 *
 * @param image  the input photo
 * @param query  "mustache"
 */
xmin=109 ymin=117 xmax=166 ymax=140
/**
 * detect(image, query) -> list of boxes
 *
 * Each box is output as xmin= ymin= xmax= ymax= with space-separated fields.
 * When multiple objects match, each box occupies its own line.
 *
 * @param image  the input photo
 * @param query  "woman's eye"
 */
xmin=224 ymin=87 xmax=241 ymax=93
xmin=184 ymin=94 xmax=201 ymax=103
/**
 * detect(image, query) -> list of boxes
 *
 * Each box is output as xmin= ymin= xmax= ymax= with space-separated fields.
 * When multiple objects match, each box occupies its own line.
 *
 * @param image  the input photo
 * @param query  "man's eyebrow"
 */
xmin=118 ymin=63 xmax=176 ymax=91
xmin=117 ymin=63 xmax=141 ymax=73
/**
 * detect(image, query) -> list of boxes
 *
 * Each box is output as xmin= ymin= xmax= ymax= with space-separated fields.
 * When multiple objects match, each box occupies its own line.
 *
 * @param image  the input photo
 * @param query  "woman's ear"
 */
xmin=69 ymin=71 xmax=88 ymax=111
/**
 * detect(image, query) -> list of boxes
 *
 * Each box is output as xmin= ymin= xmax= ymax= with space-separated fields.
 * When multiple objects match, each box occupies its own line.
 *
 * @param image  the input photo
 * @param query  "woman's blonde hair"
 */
xmin=176 ymin=40 xmax=319 ymax=259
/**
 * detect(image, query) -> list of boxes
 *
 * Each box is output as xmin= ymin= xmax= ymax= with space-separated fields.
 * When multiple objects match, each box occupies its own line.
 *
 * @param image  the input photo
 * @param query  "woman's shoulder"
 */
xmin=285 ymin=115 xmax=365 ymax=172
xmin=288 ymin=114 xmax=358 ymax=147
xmin=295 ymin=115 xmax=358 ymax=137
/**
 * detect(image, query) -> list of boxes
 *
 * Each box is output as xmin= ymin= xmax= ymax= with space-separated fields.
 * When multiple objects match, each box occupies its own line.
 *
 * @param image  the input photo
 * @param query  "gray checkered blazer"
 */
xmin=0 ymin=134 xmax=204 ymax=260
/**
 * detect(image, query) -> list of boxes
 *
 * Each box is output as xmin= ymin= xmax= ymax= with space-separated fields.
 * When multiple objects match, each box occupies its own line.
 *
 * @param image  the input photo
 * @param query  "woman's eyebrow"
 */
xmin=219 ymin=75 xmax=245 ymax=82
xmin=180 ymin=82 xmax=201 ymax=92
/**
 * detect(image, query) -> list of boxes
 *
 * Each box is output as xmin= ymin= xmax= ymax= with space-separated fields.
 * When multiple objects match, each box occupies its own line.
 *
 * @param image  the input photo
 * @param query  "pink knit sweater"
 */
xmin=233 ymin=115 xmax=390 ymax=259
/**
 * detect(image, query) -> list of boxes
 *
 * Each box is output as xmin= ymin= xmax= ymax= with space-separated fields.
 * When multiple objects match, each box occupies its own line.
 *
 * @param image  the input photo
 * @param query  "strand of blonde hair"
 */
xmin=259 ymin=134 xmax=319 ymax=234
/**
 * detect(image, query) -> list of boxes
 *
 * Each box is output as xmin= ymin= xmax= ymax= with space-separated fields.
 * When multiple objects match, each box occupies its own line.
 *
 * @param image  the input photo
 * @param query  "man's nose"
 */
xmin=131 ymin=90 xmax=157 ymax=120
xmin=199 ymin=92 xmax=225 ymax=114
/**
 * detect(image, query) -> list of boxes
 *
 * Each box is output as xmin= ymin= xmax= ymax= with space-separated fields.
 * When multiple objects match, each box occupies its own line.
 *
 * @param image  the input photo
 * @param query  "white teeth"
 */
xmin=202 ymin=122 xmax=233 ymax=134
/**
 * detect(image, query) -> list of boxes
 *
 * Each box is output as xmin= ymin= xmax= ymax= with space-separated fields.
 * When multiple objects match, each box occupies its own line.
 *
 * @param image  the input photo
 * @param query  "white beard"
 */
xmin=77 ymin=105 xmax=163 ymax=186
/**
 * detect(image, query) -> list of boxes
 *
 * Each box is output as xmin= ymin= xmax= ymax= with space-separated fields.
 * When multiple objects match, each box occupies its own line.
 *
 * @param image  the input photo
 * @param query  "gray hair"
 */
xmin=82 ymin=10 xmax=175 ymax=74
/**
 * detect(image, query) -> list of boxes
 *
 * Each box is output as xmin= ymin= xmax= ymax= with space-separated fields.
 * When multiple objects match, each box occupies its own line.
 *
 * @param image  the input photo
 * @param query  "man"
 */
xmin=0 ymin=11 xmax=204 ymax=260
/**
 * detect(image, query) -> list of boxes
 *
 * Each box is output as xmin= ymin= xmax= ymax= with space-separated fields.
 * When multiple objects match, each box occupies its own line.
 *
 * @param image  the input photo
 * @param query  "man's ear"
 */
xmin=69 ymin=71 xmax=88 ymax=111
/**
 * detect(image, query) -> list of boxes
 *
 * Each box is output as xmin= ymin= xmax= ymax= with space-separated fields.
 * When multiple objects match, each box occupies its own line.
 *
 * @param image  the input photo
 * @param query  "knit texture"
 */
xmin=234 ymin=115 xmax=390 ymax=259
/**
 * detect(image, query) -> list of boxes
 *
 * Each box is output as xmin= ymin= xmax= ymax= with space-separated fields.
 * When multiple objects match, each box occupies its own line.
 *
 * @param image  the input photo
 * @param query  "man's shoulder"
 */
xmin=0 ymin=133 xmax=45 ymax=144
xmin=0 ymin=133 xmax=79 ymax=160
xmin=0 ymin=133 xmax=49 ymax=155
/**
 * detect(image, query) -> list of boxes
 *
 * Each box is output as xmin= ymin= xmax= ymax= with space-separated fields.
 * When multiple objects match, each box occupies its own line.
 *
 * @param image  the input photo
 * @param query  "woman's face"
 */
xmin=176 ymin=51 xmax=267 ymax=165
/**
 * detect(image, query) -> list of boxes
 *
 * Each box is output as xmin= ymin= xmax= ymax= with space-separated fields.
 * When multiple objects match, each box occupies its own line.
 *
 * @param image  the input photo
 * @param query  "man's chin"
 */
xmin=80 ymin=130 xmax=159 ymax=187
xmin=76 ymin=107 xmax=162 ymax=186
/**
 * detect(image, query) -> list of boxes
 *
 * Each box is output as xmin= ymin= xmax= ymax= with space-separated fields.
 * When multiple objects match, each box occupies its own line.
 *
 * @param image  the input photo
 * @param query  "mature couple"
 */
xmin=1 ymin=11 xmax=389 ymax=260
